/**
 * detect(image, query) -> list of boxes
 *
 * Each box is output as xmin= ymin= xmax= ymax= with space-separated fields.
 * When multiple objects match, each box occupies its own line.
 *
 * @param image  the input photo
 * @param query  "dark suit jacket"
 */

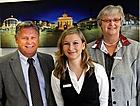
xmin=0 ymin=50 xmax=56 ymax=106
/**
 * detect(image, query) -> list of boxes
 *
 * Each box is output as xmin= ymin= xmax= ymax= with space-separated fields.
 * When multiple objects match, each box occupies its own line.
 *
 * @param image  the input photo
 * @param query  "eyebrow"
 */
xmin=101 ymin=18 xmax=121 ymax=20
xmin=63 ymin=40 xmax=80 ymax=42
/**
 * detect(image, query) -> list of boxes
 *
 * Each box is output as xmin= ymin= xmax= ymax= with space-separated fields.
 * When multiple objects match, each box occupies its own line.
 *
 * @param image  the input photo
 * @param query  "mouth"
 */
xmin=108 ymin=27 xmax=115 ymax=30
xmin=68 ymin=51 xmax=76 ymax=54
xmin=25 ymin=45 xmax=34 ymax=48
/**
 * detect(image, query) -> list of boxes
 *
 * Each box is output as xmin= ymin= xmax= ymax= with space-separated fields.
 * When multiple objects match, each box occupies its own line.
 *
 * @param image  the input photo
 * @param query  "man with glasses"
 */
xmin=88 ymin=5 xmax=140 ymax=106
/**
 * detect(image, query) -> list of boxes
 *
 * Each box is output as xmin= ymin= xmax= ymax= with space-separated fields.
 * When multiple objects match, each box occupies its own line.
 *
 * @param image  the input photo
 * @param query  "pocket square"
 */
xmin=63 ymin=84 xmax=72 ymax=88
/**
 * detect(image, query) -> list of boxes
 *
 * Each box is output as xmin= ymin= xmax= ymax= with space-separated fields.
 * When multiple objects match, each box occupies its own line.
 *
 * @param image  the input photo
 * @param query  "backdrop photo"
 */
xmin=0 ymin=0 xmax=139 ymax=49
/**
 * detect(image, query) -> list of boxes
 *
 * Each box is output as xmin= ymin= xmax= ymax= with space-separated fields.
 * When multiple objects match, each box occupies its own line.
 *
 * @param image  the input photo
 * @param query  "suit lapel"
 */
xmin=9 ymin=51 xmax=28 ymax=98
xmin=37 ymin=54 xmax=50 ymax=99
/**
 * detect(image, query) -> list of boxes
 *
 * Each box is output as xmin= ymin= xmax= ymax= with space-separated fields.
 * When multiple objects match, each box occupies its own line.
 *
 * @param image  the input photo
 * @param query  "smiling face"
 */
xmin=62 ymin=34 xmax=85 ymax=61
xmin=100 ymin=14 xmax=122 ymax=37
xmin=15 ymin=27 xmax=39 ymax=58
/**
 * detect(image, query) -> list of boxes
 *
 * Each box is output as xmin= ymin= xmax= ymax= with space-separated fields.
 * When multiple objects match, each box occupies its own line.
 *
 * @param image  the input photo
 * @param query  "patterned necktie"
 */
xmin=27 ymin=58 xmax=43 ymax=106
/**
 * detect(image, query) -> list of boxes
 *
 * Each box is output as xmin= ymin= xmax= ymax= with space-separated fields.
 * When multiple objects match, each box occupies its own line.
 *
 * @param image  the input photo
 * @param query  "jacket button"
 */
xmin=113 ymin=101 xmax=116 ymax=104
xmin=112 ymin=88 xmax=115 ymax=92
xmin=111 ymin=77 xmax=114 ymax=80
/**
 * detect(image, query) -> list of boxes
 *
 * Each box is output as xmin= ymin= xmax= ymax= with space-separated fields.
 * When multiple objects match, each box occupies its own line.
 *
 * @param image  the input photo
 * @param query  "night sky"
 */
xmin=0 ymin=0 xmax=139 ymax=23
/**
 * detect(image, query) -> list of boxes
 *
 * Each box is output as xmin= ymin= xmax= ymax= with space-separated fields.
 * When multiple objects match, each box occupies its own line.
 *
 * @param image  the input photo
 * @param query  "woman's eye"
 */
xmin=63 ymin=42 xmax=69 ymax=45
xmin=73 ymin=42 xmax=79 ymax=45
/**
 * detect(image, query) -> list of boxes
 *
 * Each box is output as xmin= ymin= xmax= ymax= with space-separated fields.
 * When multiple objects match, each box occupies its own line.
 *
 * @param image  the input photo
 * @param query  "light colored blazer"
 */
xmin=88 ymin=39 xmax=140 ymax=106
xmin=0 ymin=50 xmax=56 ymax=106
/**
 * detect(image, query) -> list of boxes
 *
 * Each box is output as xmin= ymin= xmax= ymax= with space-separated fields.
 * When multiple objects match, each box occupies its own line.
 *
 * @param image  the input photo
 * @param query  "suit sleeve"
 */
xmin=0 ymin=61 xmax=6 ymax=106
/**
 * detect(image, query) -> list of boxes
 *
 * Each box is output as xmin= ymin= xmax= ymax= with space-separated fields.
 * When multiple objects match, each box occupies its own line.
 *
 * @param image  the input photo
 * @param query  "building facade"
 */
xmin=57 ymin=13 xmax=73 ymax=30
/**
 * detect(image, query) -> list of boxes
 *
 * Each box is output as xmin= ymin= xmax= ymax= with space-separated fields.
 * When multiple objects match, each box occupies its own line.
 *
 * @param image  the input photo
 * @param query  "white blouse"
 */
xmin=51 ymin=62 xmax=109 ymax=106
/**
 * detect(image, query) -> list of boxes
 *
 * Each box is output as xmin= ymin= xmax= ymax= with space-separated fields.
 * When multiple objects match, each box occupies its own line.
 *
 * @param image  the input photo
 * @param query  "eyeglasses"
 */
xmin=101 ymin=18 xmax=121 ymax=23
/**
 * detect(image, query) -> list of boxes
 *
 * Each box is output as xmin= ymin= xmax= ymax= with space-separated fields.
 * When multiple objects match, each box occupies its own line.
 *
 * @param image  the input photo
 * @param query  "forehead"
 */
xmin=101 ymin=9 xmax=121 ymax=18
xmin=18 ymin=27 xmax=38 ymax=34
xmin=16 ymin=28 xmax=39 ymax=38
xmin=64 ymin=34 xmax=81 ymax=41
xmin=20 ymin=27 xmax=36 ymax=31
xmin=102 ymin=15 xmax=121 ymax=19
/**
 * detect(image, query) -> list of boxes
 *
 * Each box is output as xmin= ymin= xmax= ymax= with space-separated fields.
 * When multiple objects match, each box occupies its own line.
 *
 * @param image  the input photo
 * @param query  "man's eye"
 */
xmin=22 ymin=37 xmax=28 ymax=40
xmin=31 ymin=37 xmax=36 ymax=39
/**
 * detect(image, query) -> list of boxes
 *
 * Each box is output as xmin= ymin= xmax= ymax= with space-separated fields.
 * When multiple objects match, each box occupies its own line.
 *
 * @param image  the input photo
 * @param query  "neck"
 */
xmin=103 ymin=33 xmax=120 ymax=43
xmin=68 ymin=59 xmax=81 ymax=67
xmin=68 ymin=60 xmax=84 ymax=80
xmin=103 ymin=40 xmax=119 ymax=46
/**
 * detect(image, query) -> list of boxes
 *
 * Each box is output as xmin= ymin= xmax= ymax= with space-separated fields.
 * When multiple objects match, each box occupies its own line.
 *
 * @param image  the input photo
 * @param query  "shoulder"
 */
xmin=37 ymin=52 xmax=53 ymax=58
xmin=0 ymin=51 xmax=18 ymax=63
xmin=87 ymin=40 xmax=99 ymax=52
xmin=52 ymin=70 xmax=59 ymax=80
xmin=51 ymin=70 xmax=60 ymax=86
xmin=88 ymin=40 xmax=96 ymax=47
xmin=93 ymin=62 xmax=105 ymax=72
xmin=37 ymin=52 xmax=55 ymax=70
xmin=125 ymin=39 xmax=140 ymax=55
xmin=93 ymin=62 xmax=107 ymax=78
xmin=128 ymin=38 xmax=140 ymax=48
xmin=37 ymin=52 xmax=54 ymax=61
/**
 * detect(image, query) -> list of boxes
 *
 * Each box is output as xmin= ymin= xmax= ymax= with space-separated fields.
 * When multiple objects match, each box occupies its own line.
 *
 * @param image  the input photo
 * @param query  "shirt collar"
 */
xmin=100 ymin=40 xmax=123 ymax=54
xmin=18 ymin=50 xmax=38 ymax=64
xmin=65 ymin=61 xmax=90 ymax=72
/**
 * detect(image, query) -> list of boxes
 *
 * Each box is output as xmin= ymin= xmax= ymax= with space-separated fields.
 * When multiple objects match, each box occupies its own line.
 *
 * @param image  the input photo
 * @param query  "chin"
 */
xmin=25 ymin=52 xmax=36 ymax=57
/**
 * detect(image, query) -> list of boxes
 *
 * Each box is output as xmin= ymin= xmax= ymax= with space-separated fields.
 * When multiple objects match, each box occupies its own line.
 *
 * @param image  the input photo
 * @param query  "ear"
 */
xmin=99 ymin=21 xmax=102 ymax=26
xmin=15 ymin=36 xmax=18 ymax=43
xmin=100 ymin=26 xmax=103 ymax=31
xmin=98 ymin=21 xmax=103 ymax=31
xmin=82 ymin=42 xmax=86 ymax=50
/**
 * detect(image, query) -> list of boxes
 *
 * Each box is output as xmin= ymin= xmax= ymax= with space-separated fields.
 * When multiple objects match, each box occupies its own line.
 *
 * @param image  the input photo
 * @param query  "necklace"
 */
xmin=103 ymin=40 xmax=119 ymax=46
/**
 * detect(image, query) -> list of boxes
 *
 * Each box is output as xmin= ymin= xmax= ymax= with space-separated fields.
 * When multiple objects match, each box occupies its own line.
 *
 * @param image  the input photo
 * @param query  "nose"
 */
xmin=26 ymin=38 xmax=33 ymax=44
xmin=68 ymin=43 xmax=74 ymax=50
xmin=109 ymin=20 xmax=115 ymax=25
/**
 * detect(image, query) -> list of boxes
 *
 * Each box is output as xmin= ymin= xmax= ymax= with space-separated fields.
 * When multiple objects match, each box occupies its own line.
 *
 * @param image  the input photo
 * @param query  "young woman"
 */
xmin=51 ymin=27 xmax=109 ymax=106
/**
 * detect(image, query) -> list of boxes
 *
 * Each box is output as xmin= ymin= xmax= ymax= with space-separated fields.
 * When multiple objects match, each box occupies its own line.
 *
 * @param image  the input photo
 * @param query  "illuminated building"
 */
xmin=57 ymin=13 xmax=73 ymax=30
xmin=2 ymin=15 xmax=19 ymax=30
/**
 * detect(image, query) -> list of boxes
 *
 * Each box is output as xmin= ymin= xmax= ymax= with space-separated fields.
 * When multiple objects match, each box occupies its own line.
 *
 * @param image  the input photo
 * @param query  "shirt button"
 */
xmin=113 ymin=101 xmax=116 ymax=104
xmin=112 ymin=88 xmax=115 ymax=92
xmin=111 ymin=77 xmax=114 ymax=80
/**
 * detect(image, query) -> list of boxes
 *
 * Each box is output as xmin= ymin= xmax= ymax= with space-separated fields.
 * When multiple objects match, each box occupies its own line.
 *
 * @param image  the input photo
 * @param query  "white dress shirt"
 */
xmin=18 ymin=51 xmax=47 ymax=106
xmin=51 ymin=62 xmax=109 ymax=106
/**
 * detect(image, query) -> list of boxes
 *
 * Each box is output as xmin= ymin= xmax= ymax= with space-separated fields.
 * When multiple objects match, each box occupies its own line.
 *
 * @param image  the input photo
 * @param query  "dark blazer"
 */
xmin=0 ymin=50 xmax=56 ymax=106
